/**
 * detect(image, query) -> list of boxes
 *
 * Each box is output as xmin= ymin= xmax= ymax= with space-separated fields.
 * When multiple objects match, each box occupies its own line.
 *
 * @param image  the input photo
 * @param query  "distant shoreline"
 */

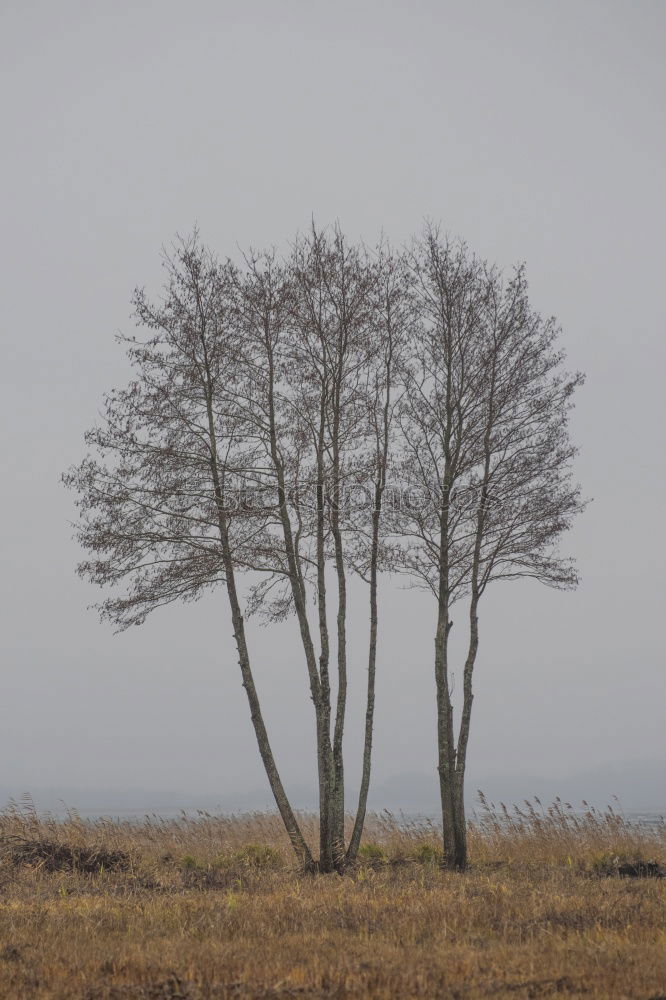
xmin=2 ymin=800 xmax=663 ymax=828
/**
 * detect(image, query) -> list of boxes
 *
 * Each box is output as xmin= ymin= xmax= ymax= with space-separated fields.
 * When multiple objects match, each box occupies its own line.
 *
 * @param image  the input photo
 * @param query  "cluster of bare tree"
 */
xmin=64 ymin=223 xmax=584 ymax=872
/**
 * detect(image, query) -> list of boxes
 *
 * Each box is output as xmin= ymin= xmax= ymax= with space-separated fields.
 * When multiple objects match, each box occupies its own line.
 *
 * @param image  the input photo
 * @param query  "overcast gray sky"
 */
xmin=1 ymin=0 xmax=664 ymax=813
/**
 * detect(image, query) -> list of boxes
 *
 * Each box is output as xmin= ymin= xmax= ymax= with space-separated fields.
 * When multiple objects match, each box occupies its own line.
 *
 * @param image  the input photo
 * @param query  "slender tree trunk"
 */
xmin=433 ymin=300 xmax=465 ymax=870
xmin=348 ymin=306 xmax=395 ymax=864
xmin=452 ymin=602 xmax=479 ymax=871
xmin=449 ymin=372 xmax=490 ymax=871
xmin=263 ymin=329 xmax=337 ymax=872
xmin=199 ymin=337 xmax=313 ymax=869
xmin=276 ymin=469 xmax=335 ymax=872
xmin=436 ymin=410 xmax=460 ymax=870
xmin=276 ymin=466 xmax=333 ymax=871
xmin=219 ymin=519 xmax=314 ymax=871
xmin=315 ymin=433 xmax=336 ymax=871
xmin=435 ymin=613 xmax=459 ymax=868
xmin=331 ymin=540 xmax=347 ymax=870
xmin=347 ymin=501 xmax=380 ymax=862
xmin=330 ymin=409 xmax=348 ymax=871
xmin=451 ymin=782 xmax=468 ymax=870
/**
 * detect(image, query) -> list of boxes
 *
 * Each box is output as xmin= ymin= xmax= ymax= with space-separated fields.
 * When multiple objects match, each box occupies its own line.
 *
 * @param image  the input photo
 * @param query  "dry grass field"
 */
xmin=0 ymin=798 xmax=664 ymax=1000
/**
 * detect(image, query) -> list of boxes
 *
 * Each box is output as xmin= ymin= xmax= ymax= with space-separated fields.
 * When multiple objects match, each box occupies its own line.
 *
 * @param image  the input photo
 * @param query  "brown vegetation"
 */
xmin=0 ymin=799 xmax=664 ymax=999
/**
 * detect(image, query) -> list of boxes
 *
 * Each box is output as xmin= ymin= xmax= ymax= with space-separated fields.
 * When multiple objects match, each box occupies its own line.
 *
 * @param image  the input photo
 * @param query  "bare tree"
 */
xmin=231 ymin=224 xmax=393 ymax=871
xmin=224 ymin=240 xmax=343 ymax=870
xmin=65 ymin=224 xmax=405 ymax=874
xmin=63 ymin=235 xmax=314 ymax=869
xmin=65 ymin=221 xmax=583 ymax=876
xmin=397 ymin=226 xmax=586 ymax=870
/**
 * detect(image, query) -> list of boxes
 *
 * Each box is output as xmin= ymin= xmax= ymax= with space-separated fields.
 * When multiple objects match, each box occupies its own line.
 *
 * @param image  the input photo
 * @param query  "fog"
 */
xmin=1 ymin=0 xmax=664 ymax=815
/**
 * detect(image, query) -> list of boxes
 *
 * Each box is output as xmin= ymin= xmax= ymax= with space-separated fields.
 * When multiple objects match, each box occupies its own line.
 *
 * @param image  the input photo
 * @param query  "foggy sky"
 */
xmin=1 ymin=0 xmax=664 ymax=812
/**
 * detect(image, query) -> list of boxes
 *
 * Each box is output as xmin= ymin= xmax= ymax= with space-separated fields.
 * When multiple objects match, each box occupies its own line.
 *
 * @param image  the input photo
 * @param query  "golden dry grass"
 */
xmin=0 ymin=798 xmax=664 ymax=999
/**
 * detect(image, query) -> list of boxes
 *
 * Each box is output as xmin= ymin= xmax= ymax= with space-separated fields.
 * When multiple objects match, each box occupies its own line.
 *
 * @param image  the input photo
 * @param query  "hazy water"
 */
xmin=3 ymin=801 xmax=662 ymax=828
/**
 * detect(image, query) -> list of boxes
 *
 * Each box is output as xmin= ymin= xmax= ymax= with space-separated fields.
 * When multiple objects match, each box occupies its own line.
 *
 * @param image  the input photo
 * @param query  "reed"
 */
xmin=1 ymin=796 xmax=664 ymax=999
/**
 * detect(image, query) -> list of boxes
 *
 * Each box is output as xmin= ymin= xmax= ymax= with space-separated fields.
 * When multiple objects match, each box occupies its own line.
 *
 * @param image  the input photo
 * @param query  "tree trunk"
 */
xmin=200 ymin=323 xmax=313 ymax=870
xmin=435 ymin=615 xmax=459 ymax=869
xmin=450 ymin=605 xmax=479 ymax=872
xmin=450 ymin=776 xmax=468 ymax=870
xmin=264 ymin=337 xmax=337 ymax=872
xmin=347 ymin=503 xmax=380 ymax=863
xmin=331 ymin=469 xmax=348 ymax=871
xmin=224 ymin=565 xmax=315 ymax=871
xmin=315 ymin=454 xmax=336 ymax=872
